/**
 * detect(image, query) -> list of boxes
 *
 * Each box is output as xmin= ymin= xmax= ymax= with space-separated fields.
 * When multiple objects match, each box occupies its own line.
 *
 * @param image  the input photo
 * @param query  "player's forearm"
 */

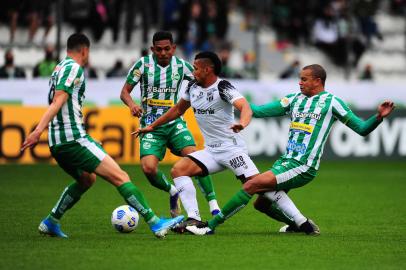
xmin=34 ymin=101 xmax=64 ymax=134
xmin=150 ymin=106 xmax=182 ymax=129
xmin=120 ymin=89 xmax=137 ymax=108
xmin=250 ymin=101 xmax=286 ymax=118
xmin=239 ymin=102 xmax=252 ymax=128
xmin=345 ymin=112 xmax=383 ymax=136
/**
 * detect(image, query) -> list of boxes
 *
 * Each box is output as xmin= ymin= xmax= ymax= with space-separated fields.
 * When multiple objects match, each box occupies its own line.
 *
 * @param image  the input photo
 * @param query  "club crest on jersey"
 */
xmin=171 ymin=73 xmax=180 ymax=81
xmin=316 ymin=100 xmax=326 ymax=108
xmin=206 ymin=90 xmax=214 ymax=102
xmin=147 ymin=72 xmax=154 ymax=77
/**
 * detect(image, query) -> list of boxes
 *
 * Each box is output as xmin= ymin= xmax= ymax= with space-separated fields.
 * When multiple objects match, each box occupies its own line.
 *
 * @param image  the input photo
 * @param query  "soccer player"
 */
xmin=133 ymin=51 xmax=261 ymax=227
xmin=120 ymin=31 xmax=220 ymax=218
xmin=185 ymin=64 xmax=395 ymax=235
xmin=21 ymin=33 xmax=183 ymax=239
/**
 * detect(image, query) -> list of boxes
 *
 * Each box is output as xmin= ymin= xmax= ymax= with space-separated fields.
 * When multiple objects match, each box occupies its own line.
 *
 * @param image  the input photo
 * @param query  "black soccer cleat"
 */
xmin=299 ymin=219 xmax=320 ymax=235
xmin=172 ymin=218 xmax=207 ymax=234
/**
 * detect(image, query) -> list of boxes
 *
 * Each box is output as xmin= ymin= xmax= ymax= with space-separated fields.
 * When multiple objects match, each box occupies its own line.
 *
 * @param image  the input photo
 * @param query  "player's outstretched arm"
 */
xmin=21 ymin=91 xmax=69 ymax=151
xmin=231 ymin=98 xmax=252 ymax=133
xmin=342 ymin=100 xmax=395 ymax=136
xmin=120 ymin=82 xmax=142 ymax=117
xmin=250 ymin=101 xmax=287 ymax=118
xmin=132 ymin=98 xmax=191 ymax=137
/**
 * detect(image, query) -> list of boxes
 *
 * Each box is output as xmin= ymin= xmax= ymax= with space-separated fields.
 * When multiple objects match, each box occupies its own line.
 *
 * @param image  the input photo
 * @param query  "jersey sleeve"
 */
xmin=183 ymin=60 xmax=194 ymax=81
xmin=55 ymin=63 xmax=81 ymax=94
xmin=218 ymin=80 xmax=243 ymax=104
xmin=332 ymin=96 xmax=383 ymax=136
xmin=126 ymin=58 xmax=144 ymax=85
xmin=182 ymin=80 xmax=196 ymax=101
xmin=250 ymin=101 xmax=287 ymax=118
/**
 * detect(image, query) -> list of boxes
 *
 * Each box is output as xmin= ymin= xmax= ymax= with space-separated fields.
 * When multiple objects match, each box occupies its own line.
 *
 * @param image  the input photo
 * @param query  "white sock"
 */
xmin=264 ymin=191 xmax=307 ymax=227
xmin=169 ymin=185 xmax=178 ymax=196
xmin=209 ymin=199 xmax=220 ymax=212
xmin=173 ymin=176 xmax=201 ymax=221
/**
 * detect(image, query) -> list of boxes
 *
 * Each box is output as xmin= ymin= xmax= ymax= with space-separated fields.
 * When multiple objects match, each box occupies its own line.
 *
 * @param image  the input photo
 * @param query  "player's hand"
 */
xmin=377 ymin=100 xmax=395 ymax=120
xmin=130 ymin=104 xmax=143 ymax=117
xmin=131 ymin=126 xmax=154 ymax=138
xmin=21 ymin=130 xmax=41 ymax=152
xmin=230 ymin=123 xmax=245 ymax=133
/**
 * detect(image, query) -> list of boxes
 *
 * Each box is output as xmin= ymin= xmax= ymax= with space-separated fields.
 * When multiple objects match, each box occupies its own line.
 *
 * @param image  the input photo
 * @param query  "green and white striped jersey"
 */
xmin=126 ymin=54 xmax=194 ymax=127
xmin=48 ymin=57 xmax=86 ymax=147
xmin=251 ymin=91 xmax=382 ymax=170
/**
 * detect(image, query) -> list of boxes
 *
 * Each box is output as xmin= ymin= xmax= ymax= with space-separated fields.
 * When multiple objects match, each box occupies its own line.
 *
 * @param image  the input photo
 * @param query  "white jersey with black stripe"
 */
xmin=182 ymin=78 xmax=247 ymax=153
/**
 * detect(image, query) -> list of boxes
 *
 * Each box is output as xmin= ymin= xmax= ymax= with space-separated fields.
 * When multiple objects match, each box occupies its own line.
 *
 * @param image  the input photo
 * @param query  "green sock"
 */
xmin=195 ymin=175 xmax=217 ymax=201
xmin=208 ymin=189 xmax=252 ymax=230
xmin=50 ymin=182 xmax=88 ymax=221
xmin=147 ymin=170 xmax=171 ymax=192
xmin=117 ymin=182 xmax=156 ymax=223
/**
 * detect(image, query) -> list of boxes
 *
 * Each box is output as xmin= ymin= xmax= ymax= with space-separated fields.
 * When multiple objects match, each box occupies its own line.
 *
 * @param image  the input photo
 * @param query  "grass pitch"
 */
xmin=0 ymin=160 xmax=405 ymax=270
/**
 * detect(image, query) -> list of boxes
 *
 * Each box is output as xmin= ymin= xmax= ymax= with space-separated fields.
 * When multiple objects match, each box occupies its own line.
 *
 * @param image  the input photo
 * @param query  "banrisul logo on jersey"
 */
xmin=146 ymin=86 xmax=176 ymax=93
xmin=292 ymin=112 xmax=321 ymax=120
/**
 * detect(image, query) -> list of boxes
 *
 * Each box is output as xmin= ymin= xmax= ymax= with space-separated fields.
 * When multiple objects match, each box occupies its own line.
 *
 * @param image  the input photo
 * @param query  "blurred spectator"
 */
xmin=354 ymin=0 xmax=383 ymax=46
xmin=2 ymin=0 xmax=23 ymax=43
xmin=106 ymin=60 xmax=127 ymax=78
xmin=33 ymin=45 xmax=58 ymax=78
xmin=25 ymin=0 xmax=54 ymax=44
xmin=359 ymin=64 xmax=374 ymax=81
xmin=218 ymin=42 xmax=242 ymax=79
xmin=0 ymin=50 xmax=26 ymax=78
xmin=85 ymin=62 xmax=98 ymax=79
xmin=177 ymin=0 xmax=209 ymax=60
xmin=279 ymin=60 xmax=301 ymax=79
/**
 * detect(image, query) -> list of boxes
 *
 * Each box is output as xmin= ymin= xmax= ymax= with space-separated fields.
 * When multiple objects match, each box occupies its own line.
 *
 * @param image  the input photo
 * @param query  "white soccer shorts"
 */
xmin=187 ymin=148 xmax=259 ymax=180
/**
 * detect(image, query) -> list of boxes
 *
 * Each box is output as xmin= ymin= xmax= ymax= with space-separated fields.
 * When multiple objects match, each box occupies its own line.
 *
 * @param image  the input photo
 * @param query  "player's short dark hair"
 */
xmin=303 ymin=64 xmax=327 ymax=86
xmin=152 ymin=31 xmax=173 ymax=44
xmin=67 ymin=33 xmax=90 ymax=51
xmin=195 ymin=51 xmax=222 ymax=75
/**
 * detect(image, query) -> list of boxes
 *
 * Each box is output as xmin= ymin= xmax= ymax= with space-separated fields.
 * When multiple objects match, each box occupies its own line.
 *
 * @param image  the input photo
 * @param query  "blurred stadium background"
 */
xmin=0 ymin=0 xmax=405 ymax=164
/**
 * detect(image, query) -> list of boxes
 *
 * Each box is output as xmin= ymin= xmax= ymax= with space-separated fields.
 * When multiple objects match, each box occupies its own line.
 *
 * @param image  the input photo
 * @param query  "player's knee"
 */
xmin=171 ymin=163 xmax=186 ymax=178
xmin=243 ymin=180 xmax=257 ymax=195
xmin=111 ymin=169 xmax=130 ymax=185
xmin=253 ymin=198 xmax=267 ymax=212
xmin=141 ymin=163 xmax=157 ymax=176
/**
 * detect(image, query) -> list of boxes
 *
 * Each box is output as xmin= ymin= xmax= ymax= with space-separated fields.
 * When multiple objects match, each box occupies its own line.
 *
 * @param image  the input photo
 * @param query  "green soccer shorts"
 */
xmin=270 ymin=158 xmax=317 ymax=191
xmin=50 ymin=135 xmax=106 ymax=180
xmin=140 ymin=119 xmax=196 ymax=160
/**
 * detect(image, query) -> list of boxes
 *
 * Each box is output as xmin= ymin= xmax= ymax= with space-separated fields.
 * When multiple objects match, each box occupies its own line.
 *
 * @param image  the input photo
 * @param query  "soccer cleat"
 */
xmin=279 ymin=224 xmax=301 ymax=233
xmin=185 ymin=225 xmax=214 ymax=235
xmin=279 ymin=219 xmax=320 ymax=235
xmin=299 ymin=219 xmax=320 ymax=235
xmin=172 ymin=217 xmax=206 ymax=234
xmin=169 ymin=192 xmax=182 ymax=217
xmin=150 ymin=215 xmax=184 ymax=238
xmin=211 ymin=209 xmax=221 ymax=216
xmin=38 ymin=218 xmax=68 ymax=238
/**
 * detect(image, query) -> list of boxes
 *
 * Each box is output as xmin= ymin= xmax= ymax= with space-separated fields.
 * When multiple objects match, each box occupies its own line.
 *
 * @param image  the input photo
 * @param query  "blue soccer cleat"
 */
xmin=38 ymin=218 xmax=68 ymax=238
xmin=150 ymin=215 xmax=184 ymax=238
xmin=169 ymin=192 xmax=182 ymax=217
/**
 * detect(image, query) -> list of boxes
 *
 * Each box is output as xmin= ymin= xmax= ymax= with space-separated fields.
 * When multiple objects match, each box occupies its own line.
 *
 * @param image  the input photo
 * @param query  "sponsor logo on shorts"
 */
xmin=184 ymin=135 xmax=192 ymax=141
xmin=177 ymin=124 xmax=183 ymax=129
xmin=143 ymin=142 xmax=151 ymax=149
xmin=146 ymin=133 xmax=153 ymax=139
xmin=229 ymin=155 xmax=247 ymax=169
xmin=286 ymin=140 xmax=307 ymax=154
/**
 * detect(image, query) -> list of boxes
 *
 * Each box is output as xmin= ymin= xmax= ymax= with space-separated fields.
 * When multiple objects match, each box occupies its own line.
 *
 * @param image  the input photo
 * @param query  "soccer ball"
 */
xmin=111 ymin=205 xmax=139 ymax=233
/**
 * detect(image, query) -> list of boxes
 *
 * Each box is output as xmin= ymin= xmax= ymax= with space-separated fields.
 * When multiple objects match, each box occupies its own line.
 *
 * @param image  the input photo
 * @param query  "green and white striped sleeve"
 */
xmin=183 ymin=60 xmax=194 ymax=81
xmin=332 ymin=96 xmax=382 ymax=136
xmin=56 ymin=63 xmax=81 ymax=94
xmin=126 ymin=58 xmax=144 ymax=85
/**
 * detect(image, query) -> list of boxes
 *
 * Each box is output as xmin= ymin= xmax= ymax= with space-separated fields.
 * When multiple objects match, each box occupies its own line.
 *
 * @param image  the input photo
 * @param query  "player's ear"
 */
xmin=150 ymin=46 xmax=154 ymax=52
xmin=172 ymin=44 xmax=176 ymax=51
